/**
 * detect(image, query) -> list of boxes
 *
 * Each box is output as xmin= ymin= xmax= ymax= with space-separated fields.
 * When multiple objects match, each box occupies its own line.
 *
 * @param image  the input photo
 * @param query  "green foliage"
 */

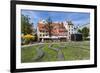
xmin=78 ymin=27 xmax=89 ymax=40
xmin=78 ymin=29 xmax=82 ymax=33
xmin=82 ymin=27 xmax=89 ymax=39
xmin=21 ymin=15 xmax=34 ymax=35
xmin=22 ymin=34 xmax=35 ymax=44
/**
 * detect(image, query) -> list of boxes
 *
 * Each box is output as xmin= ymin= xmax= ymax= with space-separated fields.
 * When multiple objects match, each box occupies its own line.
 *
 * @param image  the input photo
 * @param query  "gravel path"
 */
xmin=49 ymin=44 xmax=65 ymax=61
xmin=32 ymin=45 xmax=44 ymax=61
xmin=57 ymin=50 xmax=64 ymax=61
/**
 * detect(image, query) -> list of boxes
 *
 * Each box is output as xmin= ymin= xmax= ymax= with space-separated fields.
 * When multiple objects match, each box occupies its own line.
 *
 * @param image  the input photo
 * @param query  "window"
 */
xmin=43 ymin=34 xmax=44 ymax=36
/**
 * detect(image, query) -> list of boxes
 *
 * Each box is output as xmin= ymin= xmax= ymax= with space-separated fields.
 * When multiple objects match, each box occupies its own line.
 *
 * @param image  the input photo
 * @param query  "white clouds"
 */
xmin=21 ymin=10 xmax=90 ymax=28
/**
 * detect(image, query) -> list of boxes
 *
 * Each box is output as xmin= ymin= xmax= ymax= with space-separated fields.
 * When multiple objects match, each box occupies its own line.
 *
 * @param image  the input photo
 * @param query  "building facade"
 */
xmin=37 ymin=20 xmax=75 ymax=42
xmin=63 ymin=21 xmax=75 ymax=40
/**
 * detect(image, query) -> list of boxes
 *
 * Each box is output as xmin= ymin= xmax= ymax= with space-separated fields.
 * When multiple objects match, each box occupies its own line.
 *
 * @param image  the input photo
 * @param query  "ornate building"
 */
xmin=37 ymin=19 xmax=75 ymax=42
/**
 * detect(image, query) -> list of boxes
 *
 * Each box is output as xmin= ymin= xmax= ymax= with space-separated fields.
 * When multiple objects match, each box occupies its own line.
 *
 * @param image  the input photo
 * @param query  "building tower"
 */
xmin=64 ymin=20 xmax=74 ymax=40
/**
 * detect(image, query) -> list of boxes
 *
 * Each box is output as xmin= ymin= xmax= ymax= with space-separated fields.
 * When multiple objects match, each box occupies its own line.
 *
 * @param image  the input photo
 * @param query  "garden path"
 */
xmin=49 ymin=44 xmax=65 ymax=61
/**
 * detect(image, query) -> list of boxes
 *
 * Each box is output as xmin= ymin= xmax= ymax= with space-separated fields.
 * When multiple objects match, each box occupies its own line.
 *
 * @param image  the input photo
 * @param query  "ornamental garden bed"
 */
xmin=21 ymin=41 xmax=90 ymax=63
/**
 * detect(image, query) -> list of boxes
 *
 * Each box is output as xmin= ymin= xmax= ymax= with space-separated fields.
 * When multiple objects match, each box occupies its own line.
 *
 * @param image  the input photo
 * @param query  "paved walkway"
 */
xmin=32 ymin=45 xmax=44 ymax=61
xmin=49 ymin=44 xmax=65 ymax=61
xmin=57 ymin=50 xmax=64 ymax=61
xmin=21 ymin=42 xmax=68 ymax=48
xmin=21 ymin=43 xmax=44 ymax=48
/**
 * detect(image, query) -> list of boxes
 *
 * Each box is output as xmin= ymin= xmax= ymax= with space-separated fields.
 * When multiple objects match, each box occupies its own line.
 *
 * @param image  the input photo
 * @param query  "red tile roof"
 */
xmin=38 ymin=22 xmax=68 ymax=36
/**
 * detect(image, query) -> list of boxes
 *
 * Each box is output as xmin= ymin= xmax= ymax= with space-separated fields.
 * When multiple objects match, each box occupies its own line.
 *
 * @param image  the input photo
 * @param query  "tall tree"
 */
xmin=45 ymin=17 xmax=53 ymax=37
xmin=21 ymin=15 xmax=33 ymax=35
xmin=78 ymin=29 xmax=82 ymax=33
xmin=82 ymin=27 xmax=89 ymax=39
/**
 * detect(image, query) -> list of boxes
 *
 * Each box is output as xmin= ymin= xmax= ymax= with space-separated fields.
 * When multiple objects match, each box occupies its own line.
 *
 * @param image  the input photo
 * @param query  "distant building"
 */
xmin=71 ymin=33 xmax=83 ymax=41
xmin=63 ymin=21 xmax=75 ymax=40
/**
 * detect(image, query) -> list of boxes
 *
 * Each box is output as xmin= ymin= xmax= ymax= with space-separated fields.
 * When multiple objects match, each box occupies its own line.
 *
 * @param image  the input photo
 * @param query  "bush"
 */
xmin=22 ymin=34 xmax=35 ymax=45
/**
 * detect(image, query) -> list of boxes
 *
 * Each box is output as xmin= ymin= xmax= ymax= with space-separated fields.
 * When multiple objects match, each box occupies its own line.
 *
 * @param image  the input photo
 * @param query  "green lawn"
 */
xmin=21 ymin=45 xmax=38 ymax=62
xmin=40 ymin=44 xmax=57 ymax=62
xmin=21 ymin=41 xmax=90 ymax=63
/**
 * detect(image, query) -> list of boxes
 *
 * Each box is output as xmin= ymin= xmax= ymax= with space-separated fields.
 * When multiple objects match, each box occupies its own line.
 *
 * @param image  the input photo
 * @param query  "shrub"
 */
xmin=22 ymin=34 xmax=35 ymax=45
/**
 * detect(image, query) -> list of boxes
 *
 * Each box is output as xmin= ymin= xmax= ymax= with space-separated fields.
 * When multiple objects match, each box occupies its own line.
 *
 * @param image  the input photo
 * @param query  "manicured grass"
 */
xmin=21 ymin=44 xmax=57 ymax=62
xmin=21 ymin=45 xmax=38 ymax=63
xmin=40 ymin=44 xmax=57 ymax=62
xmin=21 ymin=41 xmax=90 ymax=63
xmin=62 ymin=41 xmax=90 ymax=60
xmin=62 ymin=45 xmax=90 ymax=60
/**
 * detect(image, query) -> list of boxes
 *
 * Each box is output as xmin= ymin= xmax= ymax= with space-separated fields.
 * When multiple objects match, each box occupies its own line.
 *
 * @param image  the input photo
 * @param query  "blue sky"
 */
xmin=21 ymin=9 xmax=90 ymax=28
